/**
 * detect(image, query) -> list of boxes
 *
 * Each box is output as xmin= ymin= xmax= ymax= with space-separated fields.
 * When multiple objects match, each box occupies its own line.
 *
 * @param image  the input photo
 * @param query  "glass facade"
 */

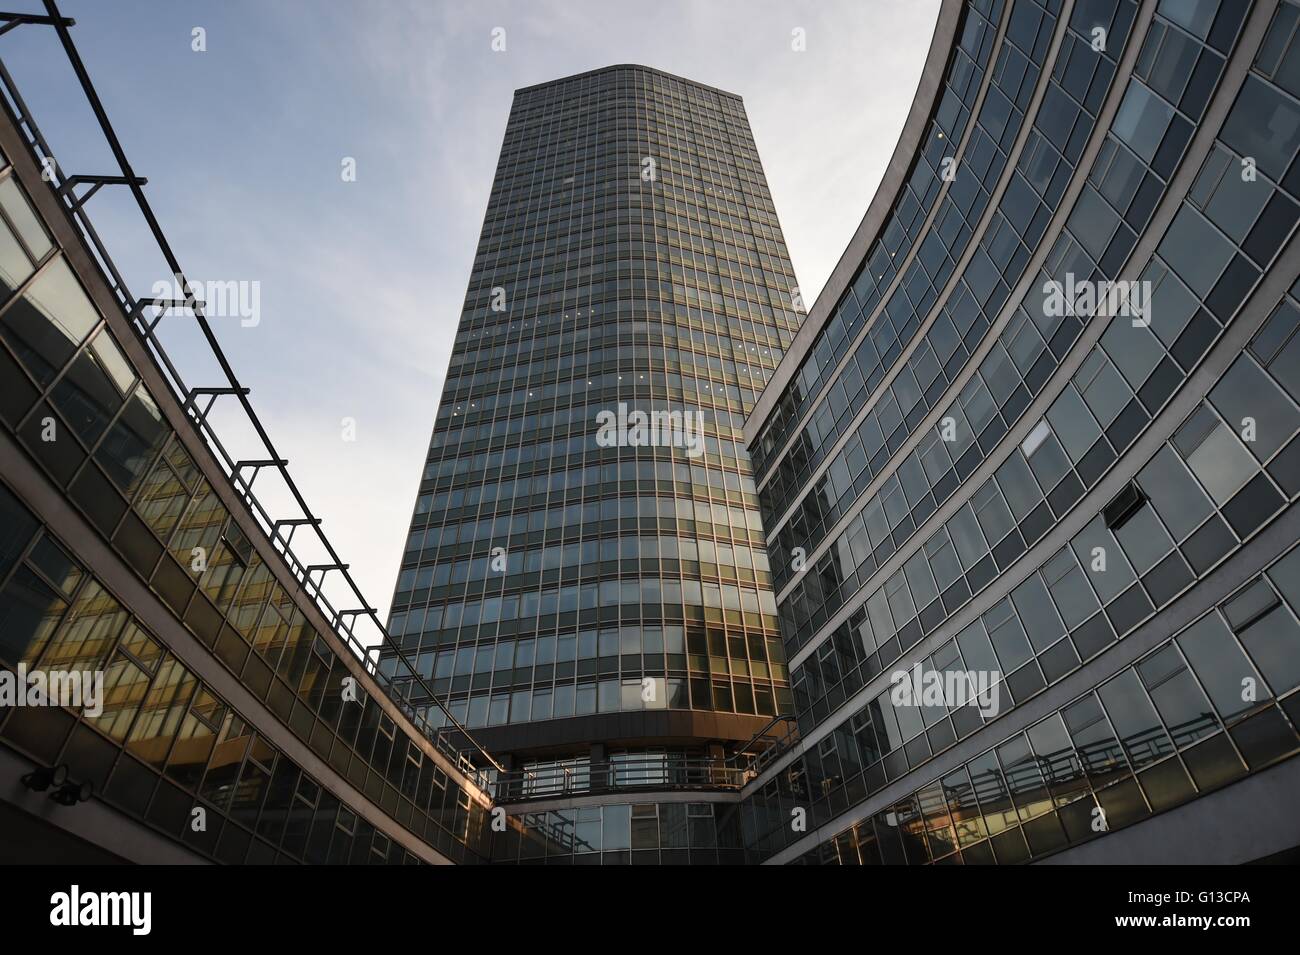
xmin=0 ymin=485 xmax=491 ymax=864
xmin=787 ymin=543 xmax=1300 ymax=864
xmin=741 ymin=0 xmax=1300 ymax=865
xmin=490 ymin=799 xmax=746 ymax=865
xmin=379 ymin=65 xmax=802 ymax=764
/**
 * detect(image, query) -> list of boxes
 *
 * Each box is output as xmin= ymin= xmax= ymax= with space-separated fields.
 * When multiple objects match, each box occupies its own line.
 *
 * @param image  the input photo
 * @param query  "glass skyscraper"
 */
xmin=380 ymin=65 xmax=802 ymax=790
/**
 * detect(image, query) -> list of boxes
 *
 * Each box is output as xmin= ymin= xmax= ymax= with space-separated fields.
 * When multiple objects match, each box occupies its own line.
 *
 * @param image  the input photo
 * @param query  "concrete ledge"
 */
xmin=1037 ymin=755 xmax=1300 ymax=865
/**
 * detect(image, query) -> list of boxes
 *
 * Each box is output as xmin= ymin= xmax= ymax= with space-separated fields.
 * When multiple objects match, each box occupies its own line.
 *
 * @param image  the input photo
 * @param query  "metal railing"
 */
xmin=494 ymin=754 xmax=749 ymax=802
xmin=0 ymin=2 xmax=501 ymax=775
xmin=729 ymin=713 xmax=799 ymax=779
xmin=798 ymin=712 xmax=1227 ymax=816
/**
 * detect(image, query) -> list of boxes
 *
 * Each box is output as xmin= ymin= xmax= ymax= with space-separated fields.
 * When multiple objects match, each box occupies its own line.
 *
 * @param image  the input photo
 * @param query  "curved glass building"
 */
xmin=741 ymin=0 xmax=1300 ymax=864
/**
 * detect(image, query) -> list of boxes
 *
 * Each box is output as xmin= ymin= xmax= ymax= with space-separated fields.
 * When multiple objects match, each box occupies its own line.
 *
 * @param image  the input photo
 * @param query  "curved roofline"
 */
xmin=515 ymin=63 xmax=742 ymax=100
xmin=744 ymin=0 xmax=965 ymax=446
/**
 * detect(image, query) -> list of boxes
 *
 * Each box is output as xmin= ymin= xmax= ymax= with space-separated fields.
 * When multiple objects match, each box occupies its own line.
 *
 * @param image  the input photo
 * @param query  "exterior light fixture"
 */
xmin=21 ymin=763 xmax=69 ymax=792
xmin=51 ymin=779 xmax=94 ymax=807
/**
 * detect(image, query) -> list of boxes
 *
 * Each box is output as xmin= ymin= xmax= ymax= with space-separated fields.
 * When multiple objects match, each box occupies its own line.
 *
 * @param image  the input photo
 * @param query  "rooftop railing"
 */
xmin=0 ymin=1 xmax=502 ymax=776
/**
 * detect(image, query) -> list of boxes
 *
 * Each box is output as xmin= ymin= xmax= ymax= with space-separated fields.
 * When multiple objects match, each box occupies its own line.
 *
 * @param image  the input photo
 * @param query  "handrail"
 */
xmin=728 ymin=713 xmax=799 ymax=776
xmin=493 ymin=754 xmax=748 ymax=802
xmin=0 ymin=2 xmax=502 ymax=774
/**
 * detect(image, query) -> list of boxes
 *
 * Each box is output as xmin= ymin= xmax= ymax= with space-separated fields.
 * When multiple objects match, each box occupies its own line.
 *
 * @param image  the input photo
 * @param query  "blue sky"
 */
xmin=3 ymin=0 xmax=940 ymax=628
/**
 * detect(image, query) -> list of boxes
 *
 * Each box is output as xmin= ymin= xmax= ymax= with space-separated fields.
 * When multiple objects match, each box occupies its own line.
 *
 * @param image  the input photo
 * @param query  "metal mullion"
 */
xmin=13 ymin=317 xmax=119 ymax=467
xmin=105 ymin=385 xmax=173 ymax=516
xmin=0 ymin=510 xmax=53 ymax=601
xmin=16 ymin=532 xmax=80 ymax=609
xmin=1191 ymin=374 xmax=1291 ymax=515
xmin=1049 ymin=684 xmax=1151 ymax=822
xmin=1122 ymin=643 xmax=1221 ymax=797
xmin=0 ymin=163 xmax=54 ymax=265
xmin=57 ymin=347 xmax=154 ymax=486
xmin=0 ymin=237 xmax=61 ymax=324
xmin=1220 ymin=577 xmax=1298 ymax=709
xmin=1168 ymin=605 xmax=1259 ymax=775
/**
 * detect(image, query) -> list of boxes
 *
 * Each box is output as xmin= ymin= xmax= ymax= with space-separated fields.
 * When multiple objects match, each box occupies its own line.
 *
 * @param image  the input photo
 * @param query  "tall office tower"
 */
xmin=381 ymin=66 xmax=801 ymax=855
xmin=741 ymin=0 xmax=1300 ymax=865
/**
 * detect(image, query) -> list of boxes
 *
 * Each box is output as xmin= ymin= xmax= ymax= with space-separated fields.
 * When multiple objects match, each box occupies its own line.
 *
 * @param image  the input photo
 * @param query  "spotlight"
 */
xmin=20 ymin=763 xmax=69 ymax=792
xmin=50 ymin=778 xmax=93 ymax=806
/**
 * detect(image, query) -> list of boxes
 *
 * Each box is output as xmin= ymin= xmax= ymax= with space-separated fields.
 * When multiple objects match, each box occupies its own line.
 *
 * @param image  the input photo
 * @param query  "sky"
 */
xmin=2 ymin=0 xmax=941 ymax=637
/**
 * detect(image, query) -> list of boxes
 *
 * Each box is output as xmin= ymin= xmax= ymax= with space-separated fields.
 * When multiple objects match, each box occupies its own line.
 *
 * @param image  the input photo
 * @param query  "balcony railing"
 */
xmin=493 ymin=754 xmax=749 ymax=802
